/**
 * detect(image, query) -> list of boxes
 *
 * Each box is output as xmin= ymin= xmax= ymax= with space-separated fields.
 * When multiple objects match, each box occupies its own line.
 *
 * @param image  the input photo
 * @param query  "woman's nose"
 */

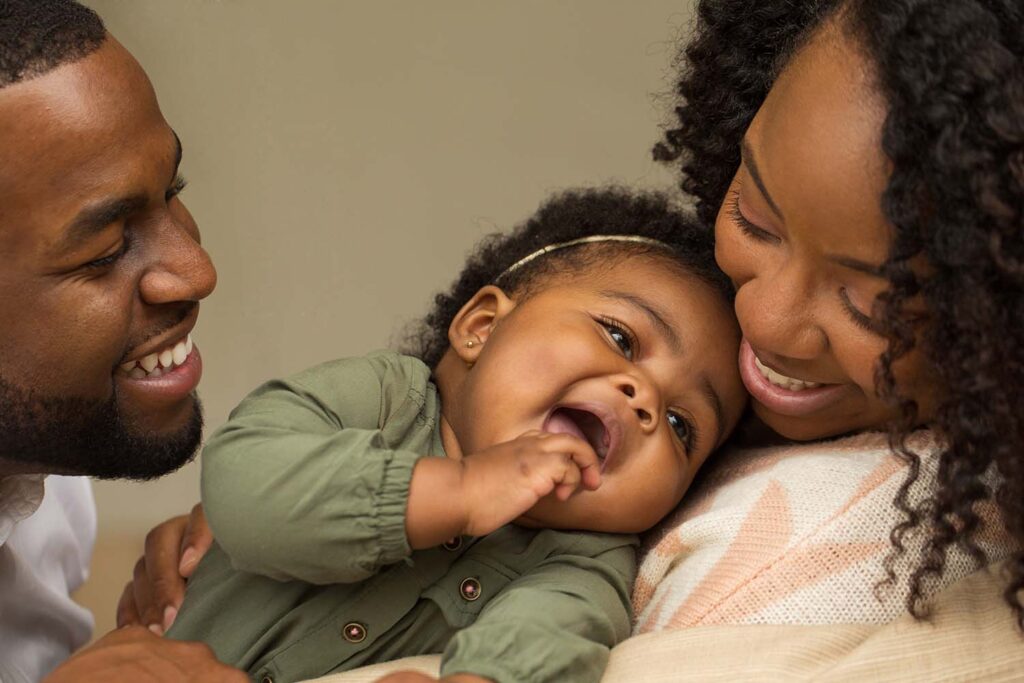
xmin=735 ymin=260 xmax=827 ymax=361
xmin=139 ymin=220 xmax=217 ymax=306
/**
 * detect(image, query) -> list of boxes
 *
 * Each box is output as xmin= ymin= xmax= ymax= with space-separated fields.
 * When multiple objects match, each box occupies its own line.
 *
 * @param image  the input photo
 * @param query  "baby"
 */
xmin=168 ymin=187 xmax=747 ymax=683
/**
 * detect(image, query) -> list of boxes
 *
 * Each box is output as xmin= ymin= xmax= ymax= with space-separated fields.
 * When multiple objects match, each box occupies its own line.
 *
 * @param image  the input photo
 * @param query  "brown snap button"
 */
xmin=459 ymin=577 xmax=481 ymax=601
xmin=442 ymin=536 xmax=462 ymax=551
xmin=342 ymin=621 xmax=367 ymax=643
xmin=260 ymin=675 xmax=274 ymax=683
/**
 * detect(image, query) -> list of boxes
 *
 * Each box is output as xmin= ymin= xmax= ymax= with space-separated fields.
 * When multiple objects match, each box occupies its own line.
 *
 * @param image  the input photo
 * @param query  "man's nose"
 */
xmin=735 ymin=259 xmax=827 ymax=361
xmin=139 ymin=220 xmax=217 ymax=305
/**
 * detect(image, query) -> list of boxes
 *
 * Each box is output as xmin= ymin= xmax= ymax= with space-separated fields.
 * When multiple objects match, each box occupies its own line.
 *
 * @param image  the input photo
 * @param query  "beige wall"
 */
xmin=78 ymin=0 xmax=694 ymax=630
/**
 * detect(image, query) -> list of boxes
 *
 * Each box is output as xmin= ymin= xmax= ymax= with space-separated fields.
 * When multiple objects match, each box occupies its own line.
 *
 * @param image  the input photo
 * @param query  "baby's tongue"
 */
xmin=545 ymin=409 xmax=586 ymax=441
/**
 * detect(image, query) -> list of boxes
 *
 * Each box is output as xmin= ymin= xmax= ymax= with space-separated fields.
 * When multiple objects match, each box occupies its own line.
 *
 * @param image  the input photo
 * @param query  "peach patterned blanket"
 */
xmin=633 ymin=430 xmax=1016 ymax=631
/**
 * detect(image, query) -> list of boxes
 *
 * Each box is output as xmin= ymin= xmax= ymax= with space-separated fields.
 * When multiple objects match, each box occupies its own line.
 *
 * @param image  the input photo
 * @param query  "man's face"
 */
xmin=0 ymin=36 xmax=217 ymax=478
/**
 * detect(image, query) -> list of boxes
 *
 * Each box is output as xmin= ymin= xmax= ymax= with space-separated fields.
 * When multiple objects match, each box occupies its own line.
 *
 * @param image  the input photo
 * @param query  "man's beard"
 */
xmin=0 ymin=375 xmax=203 ymax=480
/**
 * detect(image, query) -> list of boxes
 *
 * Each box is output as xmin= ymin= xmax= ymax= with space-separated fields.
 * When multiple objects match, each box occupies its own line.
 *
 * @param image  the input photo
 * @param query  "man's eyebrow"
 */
xmin=600 ymin=290 xmax=682 ymax=355
xmin=56 ymin=132 xmax=183 ymax=257
xmin=740 ymin=138 xmax=784 ymax=221
xmin=829 ymin=254 xmax=885 ymax=278
xmin=700 ymin=375 xmax=726 ymax=451
xmin=57 ymin=194 xmax=149 ymax=256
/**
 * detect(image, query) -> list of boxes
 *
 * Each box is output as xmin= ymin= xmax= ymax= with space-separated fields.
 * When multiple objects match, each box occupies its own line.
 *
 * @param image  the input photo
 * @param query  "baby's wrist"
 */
xmin=406 ymin=457 xmax=469 ymax=549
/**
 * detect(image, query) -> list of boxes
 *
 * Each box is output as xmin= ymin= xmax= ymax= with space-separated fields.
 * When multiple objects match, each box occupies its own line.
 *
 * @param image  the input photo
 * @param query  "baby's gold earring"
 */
xmin=465 ymin=340 xmax=477 ymax=348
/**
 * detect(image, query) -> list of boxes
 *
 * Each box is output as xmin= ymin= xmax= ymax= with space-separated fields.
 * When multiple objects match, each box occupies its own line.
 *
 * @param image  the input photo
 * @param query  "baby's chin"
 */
xmin=513 ymin=498 xmax=661 ymax=535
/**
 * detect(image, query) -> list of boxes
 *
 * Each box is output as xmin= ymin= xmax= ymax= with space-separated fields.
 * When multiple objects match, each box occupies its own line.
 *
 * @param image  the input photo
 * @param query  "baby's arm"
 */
xmin=405 ymin=431 xmax=602 ymax=549
xmin=440 ymin=535 xmax=636 ymax=683
xmin=201 ymin=355 xmax=423 ymax=584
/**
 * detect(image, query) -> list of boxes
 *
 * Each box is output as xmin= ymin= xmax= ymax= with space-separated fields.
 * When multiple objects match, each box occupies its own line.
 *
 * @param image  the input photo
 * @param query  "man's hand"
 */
xmin=116 ymin=503 xmax=214 ymax=634
xmin=44 ymin=626 xmax=247 ymax=682
xmin=406 ymin=431 xmax=601 ymax=548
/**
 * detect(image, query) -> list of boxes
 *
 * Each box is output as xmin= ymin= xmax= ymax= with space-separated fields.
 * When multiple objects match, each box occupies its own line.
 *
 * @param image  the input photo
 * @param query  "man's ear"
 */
xmin=448 ymin=285 xmax=516 ymax=365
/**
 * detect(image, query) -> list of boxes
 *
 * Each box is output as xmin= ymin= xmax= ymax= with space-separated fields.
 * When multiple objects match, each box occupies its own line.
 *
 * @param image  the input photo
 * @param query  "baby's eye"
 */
xmin=601 ymin=320 xmax=634 ymax=360
xmin=666 ymin=411 xmax=695 ymax=450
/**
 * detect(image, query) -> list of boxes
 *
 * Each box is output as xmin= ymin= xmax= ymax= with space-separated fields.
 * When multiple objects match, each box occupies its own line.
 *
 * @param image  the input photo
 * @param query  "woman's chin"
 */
xmin=751 ymin=402 xmax=875 ymax=443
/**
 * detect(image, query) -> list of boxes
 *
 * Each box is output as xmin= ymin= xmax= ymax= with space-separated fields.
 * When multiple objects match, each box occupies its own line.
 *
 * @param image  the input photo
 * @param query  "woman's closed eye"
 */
xmin=598 ymin=317 xmax=638 ymax=361
xmin=839 ymin=286 xmax=884 ymax=335
xmin=726 ymin=189 xmax=780 ymax=244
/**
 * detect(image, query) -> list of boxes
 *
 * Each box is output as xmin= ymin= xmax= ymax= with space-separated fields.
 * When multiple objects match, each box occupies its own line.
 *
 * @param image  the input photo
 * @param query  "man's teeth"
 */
xmin=753 ymin=355 xmax=821 ymax=392
xmin=120 ymin=335 xmax=193 ymax=378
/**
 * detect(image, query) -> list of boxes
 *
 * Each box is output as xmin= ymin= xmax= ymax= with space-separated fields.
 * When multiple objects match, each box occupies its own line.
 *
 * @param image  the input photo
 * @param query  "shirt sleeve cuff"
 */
xmin=372 ymin=448 xmax=421 ymax=566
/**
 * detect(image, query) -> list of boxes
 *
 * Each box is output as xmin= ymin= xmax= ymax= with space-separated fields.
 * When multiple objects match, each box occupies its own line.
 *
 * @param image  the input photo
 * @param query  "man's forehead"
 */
xmin=0 ymin=37 xmax=171 ymax=253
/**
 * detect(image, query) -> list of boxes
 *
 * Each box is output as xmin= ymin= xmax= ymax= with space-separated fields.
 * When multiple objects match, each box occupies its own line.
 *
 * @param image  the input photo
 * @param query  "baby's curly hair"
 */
xmin=657 ymin=0 xmax=1024 ymax=624
xmin=405 ymin=186 xmax=732 ymax=370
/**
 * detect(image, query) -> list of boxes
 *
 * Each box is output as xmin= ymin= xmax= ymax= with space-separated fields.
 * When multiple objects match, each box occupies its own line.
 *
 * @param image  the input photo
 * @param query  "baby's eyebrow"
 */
xmin=598 ymin=290 xmax=682 ymax=355
xmin=701 ymin=375 xmax=726 ymax=451
xmin=599 ymin=289 xmax=726 ymax=451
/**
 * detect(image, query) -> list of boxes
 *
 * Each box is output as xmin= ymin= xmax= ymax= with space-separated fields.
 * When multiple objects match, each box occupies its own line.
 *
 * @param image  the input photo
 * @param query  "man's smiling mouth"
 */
xmin=118 ymin=334 xmax=193 ymax=379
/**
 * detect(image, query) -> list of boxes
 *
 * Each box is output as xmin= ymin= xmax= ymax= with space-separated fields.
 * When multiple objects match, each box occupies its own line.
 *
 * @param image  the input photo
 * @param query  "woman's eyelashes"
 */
xmin=726 ymin=189 xmax=780 ymax=244
xmin=599 ymin=317 xmax=638 ymax=361
xmin=839 ymin=287 xmax=883 ymax=335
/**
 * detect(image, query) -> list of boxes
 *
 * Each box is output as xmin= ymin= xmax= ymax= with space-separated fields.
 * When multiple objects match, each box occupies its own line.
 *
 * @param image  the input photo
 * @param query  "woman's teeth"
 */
xmin=753 ymin=355 xmax=821 ymax=392
xmin=119 ymin=335 xmax=193 ymax=379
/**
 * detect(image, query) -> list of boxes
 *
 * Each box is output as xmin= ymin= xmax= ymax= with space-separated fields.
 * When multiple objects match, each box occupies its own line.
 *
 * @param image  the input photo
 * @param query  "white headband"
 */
xmin=494 ymin=235 xmax=673 ymax=283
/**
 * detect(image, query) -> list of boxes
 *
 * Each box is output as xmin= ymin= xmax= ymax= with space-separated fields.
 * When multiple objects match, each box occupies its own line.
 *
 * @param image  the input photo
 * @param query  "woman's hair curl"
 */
xmin=660 ymin=0 xmax=1024 ymax=624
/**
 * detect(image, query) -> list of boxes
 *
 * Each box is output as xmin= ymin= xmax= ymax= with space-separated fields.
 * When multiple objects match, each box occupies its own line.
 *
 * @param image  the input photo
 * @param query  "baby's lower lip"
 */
xmin=739 ymin=340 xmax=849 ymax=417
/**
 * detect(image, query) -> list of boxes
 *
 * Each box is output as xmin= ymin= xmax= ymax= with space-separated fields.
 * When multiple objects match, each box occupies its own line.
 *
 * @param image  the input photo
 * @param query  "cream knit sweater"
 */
xmin=633 ymin=430 xmax=1017 ymax=631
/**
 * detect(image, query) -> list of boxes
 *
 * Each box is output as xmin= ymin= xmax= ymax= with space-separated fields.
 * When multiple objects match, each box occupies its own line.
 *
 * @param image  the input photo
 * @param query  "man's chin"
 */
xmin=88 ymin=401 xmax=205 ymax=481
xmin=0 ymin=375 xmax=204 ymax=480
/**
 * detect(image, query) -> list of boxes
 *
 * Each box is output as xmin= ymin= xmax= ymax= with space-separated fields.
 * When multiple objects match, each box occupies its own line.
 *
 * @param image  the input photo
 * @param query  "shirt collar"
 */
xmin=0 ymin=474 xmax=45 ymax=546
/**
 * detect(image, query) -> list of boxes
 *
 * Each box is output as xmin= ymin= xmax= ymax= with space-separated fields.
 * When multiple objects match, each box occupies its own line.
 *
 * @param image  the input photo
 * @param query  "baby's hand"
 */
xmin=458 ymin=431 xmax=601 ymax=537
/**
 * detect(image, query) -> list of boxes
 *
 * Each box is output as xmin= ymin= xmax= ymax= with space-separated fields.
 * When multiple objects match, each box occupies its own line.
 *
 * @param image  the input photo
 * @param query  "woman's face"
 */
xmin=714 ymin=23 xmax=938 ymax=441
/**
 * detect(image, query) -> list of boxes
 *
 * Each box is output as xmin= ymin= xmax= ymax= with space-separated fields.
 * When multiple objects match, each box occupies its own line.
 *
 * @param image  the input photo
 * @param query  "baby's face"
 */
xmin=453 ymin=256 xmax=747 ymax=533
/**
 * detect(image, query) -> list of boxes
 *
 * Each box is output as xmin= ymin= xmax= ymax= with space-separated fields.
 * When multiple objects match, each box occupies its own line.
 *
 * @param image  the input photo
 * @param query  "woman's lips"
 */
xmin=739 ymin=339 xmax=848 ymax=417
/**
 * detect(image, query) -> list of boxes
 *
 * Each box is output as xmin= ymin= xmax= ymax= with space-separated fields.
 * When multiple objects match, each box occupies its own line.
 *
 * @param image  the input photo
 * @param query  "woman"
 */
xmin=635 ymin=0 xmax=1022 ymax=630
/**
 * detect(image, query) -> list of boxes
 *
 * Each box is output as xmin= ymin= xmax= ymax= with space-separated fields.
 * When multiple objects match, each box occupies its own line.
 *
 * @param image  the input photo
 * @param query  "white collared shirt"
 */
xmin=0 ymin=475 xmax=96 ymax=682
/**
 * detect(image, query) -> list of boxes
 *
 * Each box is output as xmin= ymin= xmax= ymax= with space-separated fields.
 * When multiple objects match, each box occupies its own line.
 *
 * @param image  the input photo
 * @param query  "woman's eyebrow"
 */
xmin=829 ymin=254 xmax=885 ymax=278
xmin=740 ymin=137 xmax=784 ymax=221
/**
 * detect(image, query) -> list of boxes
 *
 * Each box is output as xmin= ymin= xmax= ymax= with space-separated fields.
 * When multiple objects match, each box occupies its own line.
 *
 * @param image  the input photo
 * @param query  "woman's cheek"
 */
xmin=713 ymin=219 xmax=751 ymax=287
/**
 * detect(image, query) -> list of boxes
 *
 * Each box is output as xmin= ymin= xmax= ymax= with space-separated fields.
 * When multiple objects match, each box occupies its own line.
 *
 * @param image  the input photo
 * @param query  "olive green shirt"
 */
xmin=168 ymin=351 xmax=637 ymax=683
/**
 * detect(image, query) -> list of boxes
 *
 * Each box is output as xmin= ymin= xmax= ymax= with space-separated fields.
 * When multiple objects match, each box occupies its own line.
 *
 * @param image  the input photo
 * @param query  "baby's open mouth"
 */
xmin=544 ymin=407 xmax=610 ymax=461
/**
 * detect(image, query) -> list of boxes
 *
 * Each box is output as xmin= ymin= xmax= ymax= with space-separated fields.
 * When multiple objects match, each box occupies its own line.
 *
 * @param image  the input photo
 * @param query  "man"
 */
xmin=0 ymin=1 xmax=242 ymax=680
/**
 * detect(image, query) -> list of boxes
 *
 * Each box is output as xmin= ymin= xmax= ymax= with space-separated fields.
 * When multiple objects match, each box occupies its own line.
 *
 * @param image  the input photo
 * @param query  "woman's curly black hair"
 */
xmin=406 ymin=186 xmax=732 ymax=370
xmin=656 ymin=0 xmax=1024 ymax=624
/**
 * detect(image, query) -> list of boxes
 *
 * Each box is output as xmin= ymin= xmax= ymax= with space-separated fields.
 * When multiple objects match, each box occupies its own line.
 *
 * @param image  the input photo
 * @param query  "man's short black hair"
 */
xmin=0 ymin=0 xmax=105 ymax=88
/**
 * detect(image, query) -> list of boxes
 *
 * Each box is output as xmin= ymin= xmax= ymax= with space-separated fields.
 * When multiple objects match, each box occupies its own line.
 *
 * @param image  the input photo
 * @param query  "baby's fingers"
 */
xmin=562 ymin=441 xmax=601 ymax=491
xmin=553 ymin=455 xmax=582 ymax=500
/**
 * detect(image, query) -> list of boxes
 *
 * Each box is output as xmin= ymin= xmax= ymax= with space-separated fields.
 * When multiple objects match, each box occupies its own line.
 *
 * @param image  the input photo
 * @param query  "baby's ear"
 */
xmin=448 ymin=285 xmax=516 ymax=365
